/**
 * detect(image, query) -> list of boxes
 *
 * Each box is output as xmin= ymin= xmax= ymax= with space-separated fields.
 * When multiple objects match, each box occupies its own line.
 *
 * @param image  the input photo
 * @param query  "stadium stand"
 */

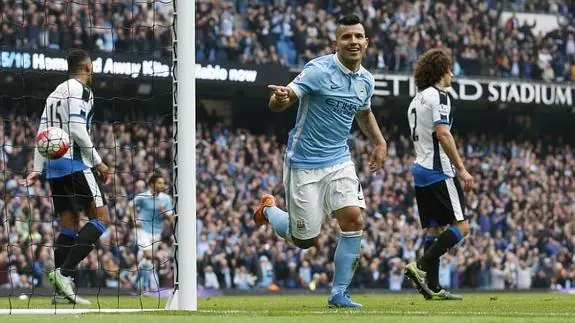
xmin=195 ymin=0 xmax=575 ymax=80
xmin=0 ymin=104 xmax=573 ymax=292
xmin=194 ymin=120 xmax=575 ymax=291
xmin=2 ymin=0 xmax=574 ymax=79
xmin=0 ymin=0 xmax=173 ymax=56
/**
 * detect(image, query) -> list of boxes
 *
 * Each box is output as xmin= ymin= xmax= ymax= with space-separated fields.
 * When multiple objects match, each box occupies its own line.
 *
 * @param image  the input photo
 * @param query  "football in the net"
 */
xmin=36 ymin=127 xmax=70 ymax=159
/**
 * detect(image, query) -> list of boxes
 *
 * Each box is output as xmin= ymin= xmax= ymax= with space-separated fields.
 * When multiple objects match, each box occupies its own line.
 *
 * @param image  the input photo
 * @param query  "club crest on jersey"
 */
xmin=359 ymin=83 xmax=365 ymax=94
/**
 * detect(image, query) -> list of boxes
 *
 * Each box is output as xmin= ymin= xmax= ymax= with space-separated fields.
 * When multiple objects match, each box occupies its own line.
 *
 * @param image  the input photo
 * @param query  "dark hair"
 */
xmin=338 ymin=14 xmax=361 ymax=26
xmin=148 ymin=172 xmax=164 ymax=186
xmin=413 ymin=49 xmax=452 ymax=90
xmin=67 ymin=49 xmax=90 ymax=74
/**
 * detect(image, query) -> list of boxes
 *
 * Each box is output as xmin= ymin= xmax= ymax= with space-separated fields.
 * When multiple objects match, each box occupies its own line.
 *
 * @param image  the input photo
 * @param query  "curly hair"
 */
xmin=413 ymin=49 xmax=452 ymax=90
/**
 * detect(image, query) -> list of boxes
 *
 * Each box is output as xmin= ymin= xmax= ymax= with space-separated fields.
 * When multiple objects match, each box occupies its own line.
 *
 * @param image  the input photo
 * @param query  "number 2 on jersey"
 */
xmin=50 ymin=101 xmax=63 ymax=128
xmin=410 ymin=108 xmax=419 ymax=142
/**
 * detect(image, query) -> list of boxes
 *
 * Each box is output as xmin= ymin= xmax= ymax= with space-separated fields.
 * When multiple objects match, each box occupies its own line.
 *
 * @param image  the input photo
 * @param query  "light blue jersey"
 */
xmin=134 ymin=191 xmax=172 ymax=235
xmin=286 ymin=54 xmax=375 ymax=169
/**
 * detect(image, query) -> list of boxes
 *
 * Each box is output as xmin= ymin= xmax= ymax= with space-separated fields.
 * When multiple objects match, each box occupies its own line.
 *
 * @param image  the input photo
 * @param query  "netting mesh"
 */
xmin=0 ymin=0 xmax=176 ymax=311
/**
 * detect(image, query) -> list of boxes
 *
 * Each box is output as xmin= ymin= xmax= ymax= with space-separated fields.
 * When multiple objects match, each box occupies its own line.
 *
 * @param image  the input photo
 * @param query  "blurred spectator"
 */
xmin=0 ymin=0 xmax=173 ymax=57
xmin=2 ymin=0 xmax=575 ymax=80
xmin=203 ymin=266 xmax=220 ymax=290
xmin=233 ymin=266 xmax=254 ymax=290
xmin=187 ymin=0 xmax=575 ymax=81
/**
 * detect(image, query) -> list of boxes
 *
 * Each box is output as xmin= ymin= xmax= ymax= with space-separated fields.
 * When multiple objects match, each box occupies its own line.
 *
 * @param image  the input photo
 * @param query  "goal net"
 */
xmin=0 ymin=0 xmax=195 ymax=314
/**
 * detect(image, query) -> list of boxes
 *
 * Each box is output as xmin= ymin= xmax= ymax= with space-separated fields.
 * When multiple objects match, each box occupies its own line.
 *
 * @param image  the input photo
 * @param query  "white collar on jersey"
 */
xmin=333 ymin=53 xmax=364 ymax=76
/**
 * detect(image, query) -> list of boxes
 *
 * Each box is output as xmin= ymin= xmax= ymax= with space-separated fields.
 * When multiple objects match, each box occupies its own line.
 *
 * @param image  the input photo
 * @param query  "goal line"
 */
xmin=0 ymin=309 xmax=163 ymax=315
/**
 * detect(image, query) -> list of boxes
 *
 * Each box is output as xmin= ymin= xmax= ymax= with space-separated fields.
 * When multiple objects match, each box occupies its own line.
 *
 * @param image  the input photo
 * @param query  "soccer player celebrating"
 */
xmin=404 ymin=49 xmax=475 ymax=300
xmin=22 ymin=49 xmax=110 ymax=305
xmin=254 ymin=15 xmax=387 ymax=308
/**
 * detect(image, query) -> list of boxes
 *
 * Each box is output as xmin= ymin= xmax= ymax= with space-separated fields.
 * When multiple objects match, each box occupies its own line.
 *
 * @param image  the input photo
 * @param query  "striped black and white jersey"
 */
xmin=34 ymin=79 xmax=102 ymax=179
xmin=407 ymin=86 xmax=454 ymax=186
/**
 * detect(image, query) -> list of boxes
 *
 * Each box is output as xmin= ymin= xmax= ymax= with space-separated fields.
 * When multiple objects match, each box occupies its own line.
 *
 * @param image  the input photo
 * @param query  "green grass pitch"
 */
xmin=1 ymin=292 xmax=574 ymax=322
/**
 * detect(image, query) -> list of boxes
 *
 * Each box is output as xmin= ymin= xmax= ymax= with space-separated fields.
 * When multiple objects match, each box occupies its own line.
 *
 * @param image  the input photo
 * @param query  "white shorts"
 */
xmin=135 ymin=229 xmax=161 ymax=252
xmin=283 ymin=160 xmax=366 ymax=240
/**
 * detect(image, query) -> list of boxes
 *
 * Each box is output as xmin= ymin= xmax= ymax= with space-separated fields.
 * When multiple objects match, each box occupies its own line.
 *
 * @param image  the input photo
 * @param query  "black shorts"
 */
xmin=49 ymin=168 xmax=107 ymax=215
xmin=415 ymin=177 xmax=467 ymax=229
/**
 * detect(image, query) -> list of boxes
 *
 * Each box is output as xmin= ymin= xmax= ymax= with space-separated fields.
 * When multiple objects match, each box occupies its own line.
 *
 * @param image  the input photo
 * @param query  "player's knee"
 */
xmin=292 ymin=236 xmax=319 ymax=249
xmin=335 ymin=208 xmax=363 ymax=232
xmin=143 ymin=249 xmax=154 ymax=260
xmin=97 ymin=208 xmax=111 ymax=225
xmin=59 ymin=218 xmax=75 ymax=231
xmin=454 ymin=220 xmax=470 ymax=237
xmin=59 ymin=211 xmax=78 ymax=229
xmin=425 ymin=225 xmax=445 ymax=237
xmin=90 ymin=203 xmax=110 ymax=225
xmin=344 ymin=216 xmax=363 ymax=232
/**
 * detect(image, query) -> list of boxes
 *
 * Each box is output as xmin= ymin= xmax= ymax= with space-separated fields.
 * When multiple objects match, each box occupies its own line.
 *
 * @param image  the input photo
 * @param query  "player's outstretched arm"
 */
xmin=267 ymin=85 xmax=297 ymax=112
xmin=435 ymin=124 xmax=474 ymax=191
xmin=21 ymin=121 xmax=47 ymax=187
xmin=356 ymin=108 xmax=387 ymax=172
xmin=270 ymin=62 xmax=321 ymax=112
xmin=32 ymin=121 xmax=47 ymax=173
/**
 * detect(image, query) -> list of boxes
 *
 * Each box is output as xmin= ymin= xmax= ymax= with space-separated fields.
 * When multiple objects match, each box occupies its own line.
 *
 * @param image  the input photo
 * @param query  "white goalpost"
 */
xmin=165 ymin=0 xmax=198 ymax=311
xmin=0 ymin=0 xmax=196 ymax=315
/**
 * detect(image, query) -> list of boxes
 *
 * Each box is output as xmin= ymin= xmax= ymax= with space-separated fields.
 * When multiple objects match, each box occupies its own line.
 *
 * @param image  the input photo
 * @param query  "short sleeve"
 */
xmin=360 ymin=74 xmax=376 ymax=110
xmin=287 ymin=62 xmax=323 ymax=99
xmin=67 ymin=83 xmax=90 ymax=122
xmin=431 ymin=90 xmax=451 ymax=125
xmin=163 ymin=194 xmax=173 ymax=210
xmin=134 ymin=195 xmax=144 ymax=209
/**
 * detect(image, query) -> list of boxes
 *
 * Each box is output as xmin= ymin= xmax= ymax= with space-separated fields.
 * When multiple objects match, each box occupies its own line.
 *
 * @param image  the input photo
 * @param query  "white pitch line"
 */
xmin=0 ymin=309 xmax=162 ymax=315
xmin=0 ymin=308 xmax=572 ymax=317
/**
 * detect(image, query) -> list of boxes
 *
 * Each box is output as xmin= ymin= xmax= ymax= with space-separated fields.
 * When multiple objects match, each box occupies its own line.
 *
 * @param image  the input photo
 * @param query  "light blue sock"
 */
xmin=264 ymin=206 xmax=290 ymax=240
xmin=331 ymin=231 xmax=362 ymax=296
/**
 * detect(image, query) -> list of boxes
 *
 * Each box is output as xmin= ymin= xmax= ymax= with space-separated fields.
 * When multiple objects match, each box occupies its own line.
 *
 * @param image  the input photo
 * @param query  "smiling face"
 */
xmin=333 ymin=23 xmax=368 ymax=68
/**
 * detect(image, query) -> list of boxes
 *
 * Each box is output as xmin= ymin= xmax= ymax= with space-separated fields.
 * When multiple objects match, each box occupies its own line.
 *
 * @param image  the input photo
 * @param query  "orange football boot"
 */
xmin=253 ymin=194 xmax=276 ymax=226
